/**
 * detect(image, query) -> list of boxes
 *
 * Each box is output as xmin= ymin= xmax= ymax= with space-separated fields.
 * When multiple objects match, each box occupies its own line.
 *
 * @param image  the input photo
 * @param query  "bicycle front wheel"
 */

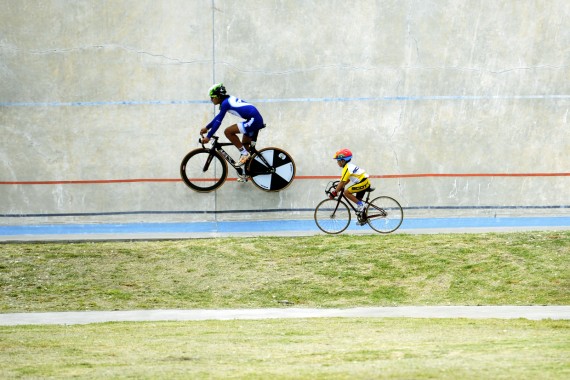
xmin=247 ymin=147 xmax=296 ymax=192
xmin=366 ymin=196 xmax=404 ymax=233
xmin=180 ymin=148 xmax=228 ymax=192
xmin=314 ymin=199 xmax=351 ymax=234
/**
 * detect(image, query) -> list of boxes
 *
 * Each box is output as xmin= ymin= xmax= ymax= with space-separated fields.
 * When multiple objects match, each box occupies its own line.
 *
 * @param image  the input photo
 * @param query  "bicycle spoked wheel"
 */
xmin=247 ymin=147 xmax=296 ymax=192
xmin=366 ymin=196 xmax=404 ymax=233
xmin=314 ymin=199 xmax=351 ymax=234
xmin=180 ymin=148 xmax=228 ymax=192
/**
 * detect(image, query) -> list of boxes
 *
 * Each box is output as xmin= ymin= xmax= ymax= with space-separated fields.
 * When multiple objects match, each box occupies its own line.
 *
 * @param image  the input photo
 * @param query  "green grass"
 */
xmin=1 ymin=231 xmax=569 ymax=379
xmin=1 ymin=319 xmax=568 ymax=379
xmin=1 ymin=232 xmax=569 ymax=312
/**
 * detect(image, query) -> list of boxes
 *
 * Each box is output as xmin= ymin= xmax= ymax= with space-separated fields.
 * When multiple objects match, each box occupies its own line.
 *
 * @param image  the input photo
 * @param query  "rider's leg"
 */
xmin=224 ymin=124 xmax=246 ymax=152
xmin=241 ymin=134 xmax=253 ymax=151
xmin=346 ymin=182 xmax=370 ymax=213
xmin=344 ymin=191 xmax=359 ymax=204
xmin=225 ymin=124 xmax=250 ymax=166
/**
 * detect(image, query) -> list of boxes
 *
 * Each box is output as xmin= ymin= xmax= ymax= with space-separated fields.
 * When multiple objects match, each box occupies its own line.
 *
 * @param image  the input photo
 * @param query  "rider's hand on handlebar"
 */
xmin=199 ymin=128 xmax=210 ymax=144
xmin=328 ymin=190 xmax=338 ymax=199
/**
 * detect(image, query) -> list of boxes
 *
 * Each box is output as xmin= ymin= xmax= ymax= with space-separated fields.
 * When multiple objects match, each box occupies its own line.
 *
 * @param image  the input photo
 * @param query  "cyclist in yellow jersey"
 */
xmin=329 ymin=148 xmax=371 ymax=214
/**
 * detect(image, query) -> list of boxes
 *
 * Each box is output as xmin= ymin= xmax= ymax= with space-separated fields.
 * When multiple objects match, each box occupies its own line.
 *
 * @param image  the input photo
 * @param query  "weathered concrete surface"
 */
xmin=1 ymin=1 xmax=569 ymax=225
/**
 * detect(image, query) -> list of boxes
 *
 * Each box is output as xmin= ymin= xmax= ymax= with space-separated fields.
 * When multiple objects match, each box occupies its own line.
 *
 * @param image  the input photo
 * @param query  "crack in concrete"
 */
xmin=219 ymin=61 xmax=377 ymax=75
xmin=2 ymin=43 xmax=566 ymax=74
xmin=4 ymin=44 xmax=210 ymax=65
xmin=398 ymin=64 xmax=568 ymax=73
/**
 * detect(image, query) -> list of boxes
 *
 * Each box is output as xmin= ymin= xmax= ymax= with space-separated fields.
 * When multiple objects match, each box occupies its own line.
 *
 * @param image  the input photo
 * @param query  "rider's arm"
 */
xmin=204 ymin=101 xmax=229 ymax=138
xmin=330 ymin=180 xmax=348 ymax=199
xmin=335 ymin=180 xmax=348 ymax=193
xmin=330 ymin=165 xmax=350 ymax=198
xmin=336 ymin=165 xmax=351 ymax=192
xmin=333 ymin=180 xmax=348 ymax=196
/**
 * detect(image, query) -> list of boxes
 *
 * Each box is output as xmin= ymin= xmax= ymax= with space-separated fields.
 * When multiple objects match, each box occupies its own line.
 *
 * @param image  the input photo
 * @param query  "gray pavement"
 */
xmin=1 ymin=306 xmax=569 ymax=326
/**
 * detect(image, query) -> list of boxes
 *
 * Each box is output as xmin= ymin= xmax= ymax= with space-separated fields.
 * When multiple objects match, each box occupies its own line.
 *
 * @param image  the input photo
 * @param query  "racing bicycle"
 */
xmin=314 ymin=181 xmax=404 ymax=234
xmin=180 ymin=134 xmax=296 ymax=192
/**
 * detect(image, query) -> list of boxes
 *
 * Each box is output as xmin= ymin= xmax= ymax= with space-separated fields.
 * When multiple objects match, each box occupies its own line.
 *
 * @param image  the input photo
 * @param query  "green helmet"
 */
xmin=208 ymin=83 xmax=227 ymax=98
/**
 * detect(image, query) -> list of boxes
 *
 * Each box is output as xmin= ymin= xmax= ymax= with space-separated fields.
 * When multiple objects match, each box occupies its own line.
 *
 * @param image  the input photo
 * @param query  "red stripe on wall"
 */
xmin=1 ymin=173 xmax=569 ymax=185
xmin=300 ymin=173 xmax=570 ymax=180
xmin=0 ymin=179 xmax=181 ymax=185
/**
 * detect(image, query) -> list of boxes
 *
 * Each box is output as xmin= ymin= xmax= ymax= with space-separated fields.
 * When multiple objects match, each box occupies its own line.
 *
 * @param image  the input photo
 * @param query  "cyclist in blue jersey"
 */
xmin=200 ymin=83 xmax=265 ymax=166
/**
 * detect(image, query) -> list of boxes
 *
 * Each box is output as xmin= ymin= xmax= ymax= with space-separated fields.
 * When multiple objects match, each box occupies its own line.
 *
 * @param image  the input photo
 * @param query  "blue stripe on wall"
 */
xmin=1 ymin=94 xmax=568 ymax=107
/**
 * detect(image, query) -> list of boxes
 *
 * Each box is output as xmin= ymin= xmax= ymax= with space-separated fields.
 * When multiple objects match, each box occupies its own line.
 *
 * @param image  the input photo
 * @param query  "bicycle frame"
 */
xmin=200 ymin=136 xmax=272 ymax=175
xmin=314 ymin=180 xmax=402 ymax=234
xmin=333 ymin=189 xmax=369 ymax=215
xmin=181 ymin=133 xmax=295 ymax=193
xmin=327 ymin=182 xmax=387 ymax=222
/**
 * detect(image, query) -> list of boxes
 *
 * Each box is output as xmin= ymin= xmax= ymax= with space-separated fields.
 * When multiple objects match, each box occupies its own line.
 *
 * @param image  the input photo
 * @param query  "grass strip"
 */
xmin=1 ymin=231 xmax=568 ymax=312
xmin=1 ymin=318 xmax=568 ymax=379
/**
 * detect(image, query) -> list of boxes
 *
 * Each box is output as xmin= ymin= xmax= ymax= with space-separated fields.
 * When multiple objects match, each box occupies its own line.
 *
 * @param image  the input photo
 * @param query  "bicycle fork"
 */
xmin=202 ymin=148 xmax=236 ymax=173
xmin=330 ymin=199 xmax=344 ymax=218
xmin=202 ymin=152 xmax=216 ymax=172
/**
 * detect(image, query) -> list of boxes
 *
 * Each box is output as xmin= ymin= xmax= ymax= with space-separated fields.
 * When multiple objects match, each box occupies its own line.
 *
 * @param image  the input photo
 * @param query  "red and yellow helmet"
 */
xmin=333 ymin=148 xmax=352 ymax=162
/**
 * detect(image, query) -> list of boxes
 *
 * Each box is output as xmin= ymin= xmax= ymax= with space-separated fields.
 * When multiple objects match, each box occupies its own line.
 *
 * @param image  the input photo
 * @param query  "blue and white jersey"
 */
xmin=205 ymin=96 xmax=264 ymax=138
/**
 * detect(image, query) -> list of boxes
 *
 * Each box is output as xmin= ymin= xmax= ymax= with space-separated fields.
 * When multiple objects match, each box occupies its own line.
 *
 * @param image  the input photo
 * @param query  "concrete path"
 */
xmin=1 ymin=306 xmax=569 ymax=326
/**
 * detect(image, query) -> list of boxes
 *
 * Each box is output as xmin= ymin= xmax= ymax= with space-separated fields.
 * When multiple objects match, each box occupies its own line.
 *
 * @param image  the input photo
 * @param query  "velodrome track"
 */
xmin=2 ymin=217 xmax=569 ymax=325
xmin=1 ymin=216 xmax=570 ymax=242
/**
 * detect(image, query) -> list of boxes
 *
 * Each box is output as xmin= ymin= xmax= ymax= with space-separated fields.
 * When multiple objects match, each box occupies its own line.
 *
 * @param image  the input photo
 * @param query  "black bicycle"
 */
xmin=314 ymin=181 xmax=404 ymax=234
xmin=180 ymin=134 xmax=296 ymax=192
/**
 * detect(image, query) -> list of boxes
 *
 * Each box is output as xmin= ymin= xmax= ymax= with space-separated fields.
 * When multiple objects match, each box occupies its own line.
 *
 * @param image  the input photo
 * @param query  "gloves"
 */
xmin=329 ymin=190 xmax=338 ymax=199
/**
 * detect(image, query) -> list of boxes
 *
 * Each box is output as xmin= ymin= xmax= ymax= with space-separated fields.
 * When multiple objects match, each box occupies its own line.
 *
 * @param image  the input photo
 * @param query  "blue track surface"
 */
xmin=1 ymin=217 xmax=569 ymax=237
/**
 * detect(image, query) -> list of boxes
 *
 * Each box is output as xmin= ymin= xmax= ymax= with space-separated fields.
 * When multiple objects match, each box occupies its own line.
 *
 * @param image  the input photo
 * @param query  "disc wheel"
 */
xmin=180 ymin=148 xmax=228 ymax=192
xmin=314 ymin=199 xmax=351 ymax=234
xmin=366 ymin=196 xmax=404 ymax=233
xmin=246 ymin=147 xmax=296 ymax=192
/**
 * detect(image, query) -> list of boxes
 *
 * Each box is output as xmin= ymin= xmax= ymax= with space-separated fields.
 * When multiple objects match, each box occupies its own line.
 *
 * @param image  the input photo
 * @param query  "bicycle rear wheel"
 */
xmin=314 ymin=199 xmax=351 ymax=234
xmin=180 ymin=148 xmax=228 ymax=192
xmin=247 ymin=147 xmax=296 ymax=191
xmin=366 ymin=196 xmax=404 ymax=233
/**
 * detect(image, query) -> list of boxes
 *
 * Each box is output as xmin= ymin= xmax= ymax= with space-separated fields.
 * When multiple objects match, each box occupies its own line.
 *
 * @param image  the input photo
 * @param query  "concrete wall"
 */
xmin=1 ymin=0 xmax=569 ymax=225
